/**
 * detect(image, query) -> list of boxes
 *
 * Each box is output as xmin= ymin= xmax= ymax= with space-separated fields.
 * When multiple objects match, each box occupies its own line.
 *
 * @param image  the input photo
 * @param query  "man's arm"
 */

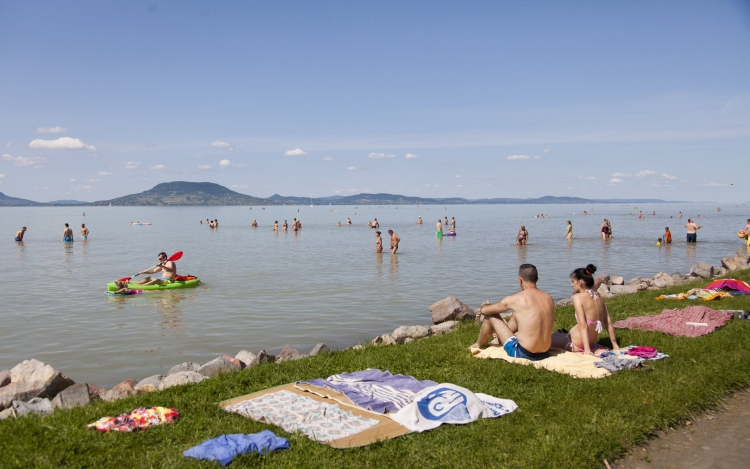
xmin=480 ymin=296 xmax=514 ymax=316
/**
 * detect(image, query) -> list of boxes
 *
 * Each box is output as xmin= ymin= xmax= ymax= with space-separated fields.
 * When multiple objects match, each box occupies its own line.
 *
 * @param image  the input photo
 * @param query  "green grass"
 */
xmin=1 ymin=270 xmax=750 ymax=468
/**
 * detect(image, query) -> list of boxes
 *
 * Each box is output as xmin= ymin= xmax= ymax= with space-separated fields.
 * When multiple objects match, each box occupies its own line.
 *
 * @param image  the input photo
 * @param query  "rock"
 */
xmin=309 ymin=343 xmax=330 ymax=356
xmin=610 ymin=276 xmax=625 ymax=286
xmin=403 ymin=338 xmax=414 ymax=344
xmin=12 ymin=397 xmax=54 ymax=417
xmin=100 ymin=389 xmax=135 ymax=402
xmin=715 ymin=266 xmax=729 ymax=276
xmin=51 ymin=384 xmax=90 ymax=409
xmin=0 ymin=359 xmax=74 ymax=410
xmin=597 ymin=283 xmax=612 ymax=298
xmin=235 ymin=350 xmax=257 ymax=368
xmin=731 ymin=254 xmax=749 ymax=267
xmin=168 ymin=362 xmax=200 ymax=376
xmin=353 ymin=344 xmax=365 ymax=350
xmin=432 ymin=321 xmax=459 ymax=335
xmin=0 ymin=370 xmax=10 ymax=388
xmin=87 ymin=384 xmax=106 ymax=401
xmin=736 ymin=247 xmax=750 ymax=262
xmin=691 ymin=263 xmax=714 ymax=278
xmin=610 ymin=285 xmax=639 ymax=295
xmin=111 ymin=379 xmax=137 ymax=392
xmin=647 ymin=286 xmax=660 ymax=291
xmin=158 ymin=371 xmax=207 ymax=391
xmin=555 ymin=297 xmax=573 ymax=306
xmin=135 ymin=375 xmax=164 ymax=393
xmin=721 ymin=258 xmax=741 ymax=272
xmin=0 ymin=408 xmax=12 ymax=420
xmin=593 ymin=274 xmax=611 ymax=290
xmin=222 ymin=355 xmax=244 ymax=370
xmin=371 ymin=335 xmax=396 ymax=346
xmin=198 ymin=357 xmax=240 ymax=378
xmin=653 ymin=272 xmax=675 ymax=289
xmin=627 ymin=277 xmax=652 ymax=287
xmin=429 ymin=297 xmax=475 ymax=324
xmin=248 ymin=350 xmax=276 ymax=367
xmin=392 ymin=325 xmax=432 ymax=344
xmin=275 ymin=345 xmax=305 ymax=363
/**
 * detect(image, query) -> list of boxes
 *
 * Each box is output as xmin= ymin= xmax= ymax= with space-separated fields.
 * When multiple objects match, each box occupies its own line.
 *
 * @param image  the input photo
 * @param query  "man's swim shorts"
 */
xmin=63 ymin=237 xmax=73 ymax=242
xmin=503 ymin=336 xmax=550 ymax=361
xmin=14 ymin=237 xmax=21 ymax=242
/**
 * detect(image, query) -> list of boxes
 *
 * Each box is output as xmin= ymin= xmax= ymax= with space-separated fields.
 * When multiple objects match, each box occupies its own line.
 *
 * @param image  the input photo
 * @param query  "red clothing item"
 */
xmin=664 ymin=231 xmax=672 ymax=243
xmin=614 ymin=306 xmax=733 ymax=338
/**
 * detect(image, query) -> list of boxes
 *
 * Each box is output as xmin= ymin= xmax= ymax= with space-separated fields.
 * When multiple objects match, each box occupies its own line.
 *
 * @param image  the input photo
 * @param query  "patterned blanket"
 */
xmin=87 ymin=407 xmax=178 ymax=432
xmin=656 ymin=288 xmax=733 ymax=301
xmin=613 ymin=306 xmax=734 ymax=337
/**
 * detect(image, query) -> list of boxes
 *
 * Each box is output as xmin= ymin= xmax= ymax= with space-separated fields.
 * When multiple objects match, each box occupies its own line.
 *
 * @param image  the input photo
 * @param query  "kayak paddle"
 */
xmin=119 ymin=251 xmax=183 ymax=282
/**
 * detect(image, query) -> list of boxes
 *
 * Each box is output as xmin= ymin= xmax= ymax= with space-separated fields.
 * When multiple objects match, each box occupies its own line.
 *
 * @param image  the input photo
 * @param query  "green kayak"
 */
xmin=107 ymin=278 xmax=201 ymax=291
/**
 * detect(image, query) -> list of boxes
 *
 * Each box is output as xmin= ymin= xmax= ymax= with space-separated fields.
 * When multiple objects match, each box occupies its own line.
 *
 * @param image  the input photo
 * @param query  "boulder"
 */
xmin=248 ymin=350 xmax=276 ymax=367
xmin=158 ymin=371 xmax=207 ymax=391
xmin=198 ymin=357 xmax=240 ymax=378
xmin=235 ymin=351 xmax=257 ymax=368
xmin=597 ymin=283 xmax=612 ymax=298
xmin=736 ymin=247 xmax=750 ymax=262
xmin=432 ymin=321 xmax=459 ymax=335
xmin=111 ymin=379 xmax=137 ymax=392
xmin=610 ymin=285 xmax=639 ymax=295
xmin=392 ymin=325 xmax=432 ymax=344
xmin=647 ymin=286 xmax=660 ymax=291
xmin=0 ymin=359 xmax=74 ymax=410
xmin=555 ymin=297 xmax=573 ymax=306
xmin=100 ymin=389 xmax=135 ymax=403
xmin=309 ymin=343 xmax=330 ymax=356
xmin=721 ymin=258 xmax=741 ymax=272
xmin=653 ymin=272 xmax=675 ymax=289
xmin=275 ymin=345 xmax=306 ymax=364
xmin=610 ymin=276 xmax=625 ymax=286
xmin=168 ymin=362 xmax=200 ymax=376
xmin=87 ymin=384 xmax=106 ymax=401
xmin=691 ymin=263 xmax=714 ymax=279
xmin=51 ymin=384 xmax=90 ymax=409
xmin=222 ymin=355 xmax=244 ymax=370
xmin=135 ymin=375 xmax=164 ymax=393
xmin=11 ymin=397 xmax=54 ymax=417
xmin=403 ymin=338 xmax=414 ymax=344
xmin=353 ymin=344 xmax=365 ymax=350
xmin=627 ymin=277 xmax=652 ymax=287
xmin=0 ymin=408 xmax=12 ymax=420
xmin=715 ymin=266 xmax=729 ymax=277
xmin=731 ymin=254 xmax=749 ymax=267
xmin=0 ymin=370 xmax=10 ymax=388
xmin=429 ymin=297 xmax=475 ymax=324
xmin=593 ymin=274 xmax=611 ymax=290
xmin=371 ymin=335 xmax=396 ymax=347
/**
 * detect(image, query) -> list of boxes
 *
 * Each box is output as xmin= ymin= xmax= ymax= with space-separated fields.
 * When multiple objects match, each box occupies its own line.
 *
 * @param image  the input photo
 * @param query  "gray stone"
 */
xmin=721 ymin=258 xmax=741 ymax=272
xmin=235 ymin=350 xmax=257 ymax=368
xmin=597 ymin=283 xmax=612 ymax=298
xmin=432 ymin=321 xmax=459 ymax=335
xmin=653 ymin=272 xmax=675 ymax=289
xmin=100 ymin=389 xmax=135 ymax=402
xmin=309 ymin=343 xmax=330 ymax=356
xmin=0 ymin=359 xmax=74 ymax=410
xmin=353 ymin=344 xmax=365 ymax=350
xmin=168 ymin=362 xmax=200 ymax=376
xmin=392 ymin=325 xmax=432 ymax=344
xmin=610 ymin=276 xmax=625 ymax=286
xmin=0 ymin=370 xmax=10 ymax=388
xmin=593 ymin=274 xmax=611 ymax=290
xmin=403 ymin=338 xmax=414 ymax=344
xmin=275 ymin=345 xmax=305 ymax=363
xmin=51 ymin=384 xmax=90 ymax=409
xmin=731 ymin=254 xmax=749 ymax=267
xmin=222 ymin=355 xmax=244 ymax=370
xmin=647 ymin=286 xmax=660 ymax=291
xmin=627 ymin=277 xmax=652 ymax=287
xmin=610 ymin=284 xmax=639 ymax=295
xmin=371 ymin=334 xmax=396 ymax=346
xmin=198 ymin=357 xmax=240 ymax=378
xmin=430 ymin=297 xmax=475 ymax=324
xmin=12 ymin=397 xmax=54 ymax=417
xmin=158 ymin=371 xmax=207 ymax=391
xmin=135 ymin=375 xmax=164 ymax=393
xmin=555 ymin=297 xmax=573 ymax=306
xmin=87 ymin=384 xmax=106 ymax=401
xmin=691 ymin=263 xmax=714 ymax=278
xmin=111 ymin=379 xmax=137 ymax=392
xmin=736 ymin=247 xmax=750 ymax=262
xmin=248 ymin=350 xmax=276 ymax=367
xmin=0 ymin=408 xmax=12 ymax=420
xmin=715 ymin=266 xmax=729 ymax=276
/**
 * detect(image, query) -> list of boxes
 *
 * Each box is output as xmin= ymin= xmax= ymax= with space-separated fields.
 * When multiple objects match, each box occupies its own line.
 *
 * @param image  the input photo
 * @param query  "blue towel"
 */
xmin=183 ymin=431 xmax=289 ymax=466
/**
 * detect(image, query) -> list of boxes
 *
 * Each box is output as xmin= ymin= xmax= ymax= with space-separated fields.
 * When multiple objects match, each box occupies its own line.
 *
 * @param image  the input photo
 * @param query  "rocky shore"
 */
xmin=2 ymin=246 xmax=748 ymax=422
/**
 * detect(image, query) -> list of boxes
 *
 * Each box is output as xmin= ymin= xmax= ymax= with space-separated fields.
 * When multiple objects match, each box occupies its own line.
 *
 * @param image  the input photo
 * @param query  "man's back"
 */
xmin=506 ymin=288 xmax=555 ymax=353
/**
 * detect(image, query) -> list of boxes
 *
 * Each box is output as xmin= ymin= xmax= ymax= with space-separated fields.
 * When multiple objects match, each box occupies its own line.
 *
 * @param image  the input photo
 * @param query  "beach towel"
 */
xmin=87 ymin=407 xmax=178 ymax=432
xmin=389 ymin=383 xmax=517 ymax=433
xmin=613 ymin=306 xmax=734 ymax=337
xmin=183 ymin=431 xmax=288 ymax=466
xmin=297 ymin=370 xmax=438 ymax=413
xmin=655 ymin=288 xmax=732 ymax=301
xmin=705 ymin=279 xmax=750 ymax=294
xmin=591 ymin=345 xmax=669 ymax=361
xmin=224 ymin=390 xmax=379 ymax=442
xmin=471 ymin=346 xmax=612 ymax=378
xmin=594 ymin=356 xmax=639 ymax=372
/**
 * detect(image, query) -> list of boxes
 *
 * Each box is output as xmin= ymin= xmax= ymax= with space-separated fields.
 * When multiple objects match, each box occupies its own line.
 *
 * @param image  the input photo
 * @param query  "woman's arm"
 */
xmin=603 ymin=303 xmax=619 ymax=350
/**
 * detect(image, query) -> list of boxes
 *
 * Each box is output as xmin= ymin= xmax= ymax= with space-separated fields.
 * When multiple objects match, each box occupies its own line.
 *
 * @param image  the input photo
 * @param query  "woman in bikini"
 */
xmin=600 ymin=219 xmax=608 ymax=239
xmin=375 ymin=231 xmax=383 ymax=253
xmin=565 ymin=220 xmax=572 ymax=240
xmin=551 ymin=264 xmax=620 ymax=355
xmin=516 ymin=225 xmax=528 ymax=245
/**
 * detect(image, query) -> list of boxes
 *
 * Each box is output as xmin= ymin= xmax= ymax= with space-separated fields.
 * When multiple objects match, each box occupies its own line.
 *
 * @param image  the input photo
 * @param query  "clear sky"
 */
xmin=1 ymin=1 xmax=748 ymax=202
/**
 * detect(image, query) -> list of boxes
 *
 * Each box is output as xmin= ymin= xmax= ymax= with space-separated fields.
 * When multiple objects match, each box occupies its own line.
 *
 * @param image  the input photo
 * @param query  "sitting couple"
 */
xmin=470 ymin=263 xmax=619 ymax=360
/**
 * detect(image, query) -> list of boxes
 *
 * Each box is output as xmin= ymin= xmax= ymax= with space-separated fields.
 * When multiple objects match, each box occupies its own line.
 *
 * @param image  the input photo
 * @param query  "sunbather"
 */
xmin=551 ymin=264 xmax=619 ymax=355
xmin=469 ymin=264 xmax=554 ymax=360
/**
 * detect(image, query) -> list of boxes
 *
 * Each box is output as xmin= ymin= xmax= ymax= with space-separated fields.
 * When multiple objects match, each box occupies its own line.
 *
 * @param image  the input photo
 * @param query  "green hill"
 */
xmin=89 ymin=181 xmax=273 ymax=206
xmin=0 ymin=192 xmax=41 ymax=206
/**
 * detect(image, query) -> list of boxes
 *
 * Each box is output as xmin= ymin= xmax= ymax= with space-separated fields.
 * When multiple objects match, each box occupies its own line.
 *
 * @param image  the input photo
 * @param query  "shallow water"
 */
xmin=0 ymin=203 xmax=746 ymax=386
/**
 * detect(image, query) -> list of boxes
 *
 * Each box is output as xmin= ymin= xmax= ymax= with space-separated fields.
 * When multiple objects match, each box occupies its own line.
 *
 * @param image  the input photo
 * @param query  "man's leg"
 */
xmin=470 ymin=314 xmax=516 ymax=349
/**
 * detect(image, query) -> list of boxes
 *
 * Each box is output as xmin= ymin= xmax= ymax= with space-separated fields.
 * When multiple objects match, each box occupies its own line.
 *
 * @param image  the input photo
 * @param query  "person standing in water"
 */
xmin=664 ymin=227 xmax=672 ymax=244
xmin=388 ymin=229 xmax=400 ymax=253
xmin=436 ymin=219 xmax=443 ymax=236
xmin=81 ymin=224 xmax=89 ymax=239
xmin=375 ymin=231 xmax=383 ymax=253
xmin=252 ymin=220 xmax=258 ymax=227
xmin=418 ymin=216 xmax=423 ymax=225
xmin=273 ymin=221 xmax=278 ymax=231
xmin=347 ymin=217 xmax=352 ymax=225
xmin=63 ymin=223 xmax=73 ymax=242
xmin=15 ymin=227 xmax=26 ymax=242
xmin=450 ymin=217 xmax=456 ymax=231
xmin=565 ymin=220 xmax=572 ymax=240
xmin=283 ymin=220 xmax=288 ymax=231
xmin=685 ymin=218 xmax=702 ymax=242
xmin=516 ymin=226 xmax=528 ymax=245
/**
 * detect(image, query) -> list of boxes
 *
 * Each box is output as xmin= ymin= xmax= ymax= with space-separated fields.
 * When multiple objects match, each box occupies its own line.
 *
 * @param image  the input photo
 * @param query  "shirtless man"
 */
xmin=81 ymin=224 xmax=89 ymax=239
xmin=347 ymin=217 xmax=352 ymax=225
xmin=450 ymin=217 xmax=456 ymax=231
xmin=418 ymin=216 xmax=422 ymax=225
xmin=469 ymin=264 xmax=554 ymax=360
xmin=252 ymin=220 xmax=258 ymax=227
xmin=372 ymin=218 xmax=379 ymax=229
xmin=15 ymin=227 xmax=26 ymax=242
xmin=388 ymin=229 xmax=400 ymax=254
xmin=685 ymin=218 xmax=703 ymax=242
xmin=133 ymin=252 xmax=177 ymax=286
xmin=375 ymin=231 xmax=383 ymax=253
xmin=62 ymin=223 xmax=73 ymax=242
xmin=436 ymin=219 xmax=443 ymax=236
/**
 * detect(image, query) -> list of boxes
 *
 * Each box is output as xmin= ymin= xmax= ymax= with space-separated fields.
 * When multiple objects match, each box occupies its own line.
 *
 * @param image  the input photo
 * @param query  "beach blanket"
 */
xmin=705 ymin=279 xmax=750 ymax=294
xmin=655 ymin=288 xmax=732 ymax=301
xmin=224 ymin=390 xmax=379 ymax=442
xmin=87 ymin=407 xmax=178 ymax=432
xmin=594 ymin=356 xmax=640 ymax=372
xmin=471 ymin=346 xmax=612 ymax=378
xmin=613 ymin=306 xmax=734 ymax=337
xmin=297 ymin=370 xmax=438 ymax=413
xmin=389 ymin=383 xmax=517 ymax=433
xmin=183 ymin=431 xmax=288 ymax=466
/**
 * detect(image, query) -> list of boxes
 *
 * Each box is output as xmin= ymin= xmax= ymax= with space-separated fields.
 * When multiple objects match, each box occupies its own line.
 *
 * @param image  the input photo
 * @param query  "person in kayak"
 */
xmin=133 ymin=252 xmax=177 ymax=286
xmin=15 ymin=227 xmax=26 ymax=242
xmin=63 ymin=223 xmax=73 ymax=242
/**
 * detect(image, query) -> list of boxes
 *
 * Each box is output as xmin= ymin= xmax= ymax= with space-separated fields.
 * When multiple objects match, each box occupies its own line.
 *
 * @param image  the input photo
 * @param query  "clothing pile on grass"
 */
xmin=183 ymin=431 xmax=289 ymax=466
xmin=87 ymin=407 xmax=178 ymax=432
xmin=656 ymin=279 xmax=750 ymax=301
xmin=613 ymin=305 xmax=734 ymax=338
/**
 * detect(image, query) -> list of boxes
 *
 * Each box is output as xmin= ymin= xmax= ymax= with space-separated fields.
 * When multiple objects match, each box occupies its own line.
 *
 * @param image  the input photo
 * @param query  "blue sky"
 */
xmin=1 ymin=0 xmax=748 ymax=202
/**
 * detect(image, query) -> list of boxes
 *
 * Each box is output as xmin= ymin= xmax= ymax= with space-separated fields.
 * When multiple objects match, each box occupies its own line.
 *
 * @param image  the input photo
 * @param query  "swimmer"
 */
xmin=657 ymin=238 xmax=662 ymax=246
xmin=109 ymin=280 xmax=136 ymax=295
xmin=347 ymin=217 xmax=352 ymax=225
xmin=63 ymin=223 xmax=73 ymax=242
xmin=81 ymin=224 xmax=89 ymax=239
xmin=664 ymin=227 xmax=672 ymax=244
xmin=337 ymin=222 xmax=342 ymax=226
xmin=15 ymin=226 xmax=26 ymax=242
xmin=418 ymin=216 xmax=422 ymax=224
xmin=436 ymin=219 xmax=443 ymax=236
xmin=372 ymin=218 xmax=379 ymax=228
xmin=565 ymin=220 xmax=572 ymax=240
xmin=450 ymin=217 xmax=456 ymax=231
xmin=388 ymin=229 xmax=400 ymax=254
xmin=252 ymin=220 xmax=258 ymax=227
xmin=283 ymin=220 xmax=288 ymax=231
xmin=273 ymin=221 xmax=278 ymax=230
xmin=375 ymin=231 xmax=383 ymax=253
xmin=516 ymin=225 xmax=528 ymax=245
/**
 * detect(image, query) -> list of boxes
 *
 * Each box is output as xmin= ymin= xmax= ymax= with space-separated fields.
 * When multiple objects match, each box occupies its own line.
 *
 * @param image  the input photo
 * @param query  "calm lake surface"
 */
xmin=1 ymin=203 xmax=746 ymax=386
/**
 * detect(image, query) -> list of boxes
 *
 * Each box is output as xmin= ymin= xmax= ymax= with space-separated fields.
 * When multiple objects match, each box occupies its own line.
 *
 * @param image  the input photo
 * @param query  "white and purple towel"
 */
xmin=297 ymin=369 xmax=438 ymax=413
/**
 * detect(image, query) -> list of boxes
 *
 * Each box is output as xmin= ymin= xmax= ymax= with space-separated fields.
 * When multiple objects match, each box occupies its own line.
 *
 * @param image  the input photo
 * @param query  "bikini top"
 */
xmin=577 ymin=290 xmax=603 ymax=333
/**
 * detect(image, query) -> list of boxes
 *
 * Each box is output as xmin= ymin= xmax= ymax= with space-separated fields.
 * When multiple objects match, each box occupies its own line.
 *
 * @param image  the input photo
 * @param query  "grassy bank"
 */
xmin=1 ymin=271 xmax=749 ymax=468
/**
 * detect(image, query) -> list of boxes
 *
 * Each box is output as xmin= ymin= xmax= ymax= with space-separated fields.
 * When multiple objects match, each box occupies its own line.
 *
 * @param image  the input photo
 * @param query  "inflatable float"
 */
xmin=105 ymin=289 xmax=144 ymax=296
xmin=445 ymin=230 xmax=456 ymax=236
xmin=107 ymin=278 xmax=200 ymax=291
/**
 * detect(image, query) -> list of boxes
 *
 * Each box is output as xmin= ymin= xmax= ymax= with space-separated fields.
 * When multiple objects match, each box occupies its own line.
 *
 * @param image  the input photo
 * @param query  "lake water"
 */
xmin=1 ymin=203 xmax=746 ymax=386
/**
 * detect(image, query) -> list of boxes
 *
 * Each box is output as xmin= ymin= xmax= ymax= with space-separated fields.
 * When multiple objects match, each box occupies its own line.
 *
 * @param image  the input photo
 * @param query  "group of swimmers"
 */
xmin=470 ymin=263 xmax=619 ymax=359
xmin=272 ymin=219 xmax=302 ymax=231
xmin=436 ymin=216 xmax=456 ymax=236
xmin=201 ymin=219 xmax=219 ymax=228
xmin=374 ymin=229 xmax=400 ymax=254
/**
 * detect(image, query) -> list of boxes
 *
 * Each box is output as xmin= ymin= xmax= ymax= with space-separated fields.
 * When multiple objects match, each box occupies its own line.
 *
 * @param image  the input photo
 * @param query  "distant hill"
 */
xmin=46 ymin=199 xmax=88 ymax=205
xmin=89 ymin=181 xmax=273 ymax=206
xmin=0 ymin=192 xmax=41 ymax=206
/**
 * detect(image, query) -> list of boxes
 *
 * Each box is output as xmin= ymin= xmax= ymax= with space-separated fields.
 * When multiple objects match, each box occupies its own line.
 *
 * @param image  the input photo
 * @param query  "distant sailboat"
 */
xmin=310 ymin=195 xmax=315 ymax=207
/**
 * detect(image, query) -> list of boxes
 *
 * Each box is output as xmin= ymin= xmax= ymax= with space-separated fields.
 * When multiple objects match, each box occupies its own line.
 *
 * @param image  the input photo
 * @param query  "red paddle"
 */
xmin=119 ymin=251 xmax=183 ymax=282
